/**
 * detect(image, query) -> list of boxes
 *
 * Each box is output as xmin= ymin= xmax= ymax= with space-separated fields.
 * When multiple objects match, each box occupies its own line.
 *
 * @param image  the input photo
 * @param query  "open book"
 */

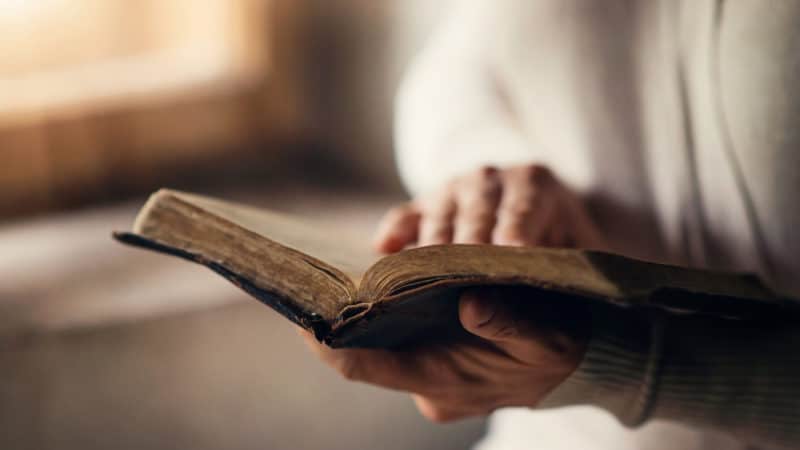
xmin=114 ymin=189 xmax=793 ymax=348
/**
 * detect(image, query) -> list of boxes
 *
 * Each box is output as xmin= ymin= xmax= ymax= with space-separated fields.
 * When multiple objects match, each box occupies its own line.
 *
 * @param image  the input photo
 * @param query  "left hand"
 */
xmin=372 ymin=164 xmax=608 ymax=252
xmin=302 ymin=287 xmax=588 ymax=422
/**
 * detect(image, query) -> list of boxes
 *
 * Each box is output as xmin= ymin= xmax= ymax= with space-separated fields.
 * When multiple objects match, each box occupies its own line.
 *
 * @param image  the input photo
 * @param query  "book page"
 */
xmin=361 ymin=245 xmax=781 ymax=316
xmin=166 ymin=191 xmax=378 ymax=284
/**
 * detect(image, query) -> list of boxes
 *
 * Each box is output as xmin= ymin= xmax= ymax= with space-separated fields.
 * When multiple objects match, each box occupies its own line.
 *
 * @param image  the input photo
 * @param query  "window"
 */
xmin=0 ymin=0 xmax=268 ymax=121
xmin=0 ymin=0 xmax=308 ymax=218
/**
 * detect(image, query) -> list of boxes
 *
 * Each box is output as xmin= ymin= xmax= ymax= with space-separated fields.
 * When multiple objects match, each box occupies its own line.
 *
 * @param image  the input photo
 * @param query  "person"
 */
xmin=303 ymin=1 xmax=800 ymax=449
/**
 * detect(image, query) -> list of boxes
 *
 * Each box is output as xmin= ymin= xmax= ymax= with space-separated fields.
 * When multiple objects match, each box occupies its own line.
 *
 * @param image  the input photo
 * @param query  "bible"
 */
xmin=114 ymin=189 xmax=793 ymax=348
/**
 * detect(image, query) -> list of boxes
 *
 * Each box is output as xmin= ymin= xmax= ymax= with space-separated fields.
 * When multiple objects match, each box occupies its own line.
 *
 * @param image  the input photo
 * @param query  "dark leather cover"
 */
xmin=114 ymin=232 xmax=800 ymax=349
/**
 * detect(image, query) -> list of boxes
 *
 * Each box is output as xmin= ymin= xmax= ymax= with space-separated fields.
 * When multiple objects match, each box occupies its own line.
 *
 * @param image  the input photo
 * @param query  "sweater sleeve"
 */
xmin=394 ymin=1 xmax=539 ymax=196
xmin=540 ymin=306 xmax=800 ymax=449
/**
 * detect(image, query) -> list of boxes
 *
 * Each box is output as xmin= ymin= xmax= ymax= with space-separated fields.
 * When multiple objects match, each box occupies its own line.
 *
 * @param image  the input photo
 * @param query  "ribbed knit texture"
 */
xmin=541 ymin=306 xmax=800 ymax=449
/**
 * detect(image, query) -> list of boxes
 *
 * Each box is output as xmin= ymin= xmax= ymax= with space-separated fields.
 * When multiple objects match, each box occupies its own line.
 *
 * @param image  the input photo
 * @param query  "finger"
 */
xmin=492 ymin=165 xmax=556 ymax=247
xmin=452 ymin=167 xmax=502 ymax=244
xmin=564 ymin=198 xmax=610 ymax=251
xmin=458 ymin=288 xmax=551 ymax=363
xmin=373 ymin=203 xmax=421 ymax=253
xmin=301 ymin=332 xmax=438 ymax=393
xmin=418 ymin=189 xmax=456 ymax=246
xmin=543 ymin=204 xmax=569 ymax=247
xmin=544 ymin=218 xmax=568 ymax=247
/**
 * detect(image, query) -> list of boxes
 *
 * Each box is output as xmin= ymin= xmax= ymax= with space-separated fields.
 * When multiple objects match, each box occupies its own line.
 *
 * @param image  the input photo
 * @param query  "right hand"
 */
xmin=374 ymin=163 xmax=608 ymax=253
xmin=301 ymin=286 xmax=588 ymax=423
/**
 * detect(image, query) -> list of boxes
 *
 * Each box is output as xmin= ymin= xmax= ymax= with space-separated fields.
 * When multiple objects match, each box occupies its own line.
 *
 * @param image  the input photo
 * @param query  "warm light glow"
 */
xmin=0 ymin=0 xmax=60 ymax=17
xmin=0 ymin=0 xmax=38 ymax=14
xmin=0 ymin=0 xmax=261 ymax=124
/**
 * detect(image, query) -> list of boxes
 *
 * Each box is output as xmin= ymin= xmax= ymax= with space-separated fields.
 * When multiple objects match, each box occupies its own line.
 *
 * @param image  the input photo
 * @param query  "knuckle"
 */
xmin=460 ymin=191 xmax=500 ymax=216
xmin=520 ymin=164 xmax=553 ymax=184
xmin=503 ymin=200 xmax=538 ymax=217
xmin=435 ymin=379 xmax=483 ymax=405
xmin=461 ymin=172 xmax=501 ymax=203
xmin=335 ymin=355 xmax=363 ymax=381
xmin=474 ymin=165 xmax=499 ymax=181
xmin=491 ymin=321 xmax=521 ymax=341
xmin=420 ymin=355 xmax=454 ymax=382
xmin=474 ymin=175 xmax=501 ymax=193
xmin=474 ymin=182 xmax=498 ymax=196
xmin=497 ymin=194 xmax=545 ymax=224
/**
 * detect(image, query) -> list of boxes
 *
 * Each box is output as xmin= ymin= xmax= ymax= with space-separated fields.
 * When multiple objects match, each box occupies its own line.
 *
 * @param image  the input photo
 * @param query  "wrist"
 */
xmin=537 ymin=305 xmax=665 ymax=426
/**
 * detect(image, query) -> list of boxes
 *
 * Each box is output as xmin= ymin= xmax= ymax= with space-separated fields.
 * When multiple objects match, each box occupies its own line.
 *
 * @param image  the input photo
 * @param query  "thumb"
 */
xmin=458 ymin=288 xmax=550 ymax=362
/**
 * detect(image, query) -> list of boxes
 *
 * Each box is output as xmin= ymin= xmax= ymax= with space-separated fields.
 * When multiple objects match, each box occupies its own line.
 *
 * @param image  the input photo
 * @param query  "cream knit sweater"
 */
xmin=394 ymin=1 xmax=800 ymax=449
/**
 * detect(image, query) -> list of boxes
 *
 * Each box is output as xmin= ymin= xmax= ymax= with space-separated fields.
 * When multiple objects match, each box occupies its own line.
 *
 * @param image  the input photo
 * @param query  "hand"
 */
xmin=303 ymin=163 xmax=596 ymax=423
xmin=303 ymin=287 xmax=588 ymax=422
xmin=374 ymin=164 xmax=608 ymax=252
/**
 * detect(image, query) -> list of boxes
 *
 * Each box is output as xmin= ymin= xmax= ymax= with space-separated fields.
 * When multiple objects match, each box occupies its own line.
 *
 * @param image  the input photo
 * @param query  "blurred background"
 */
xmin=0 ymin=1 xmax=488 ymax=449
